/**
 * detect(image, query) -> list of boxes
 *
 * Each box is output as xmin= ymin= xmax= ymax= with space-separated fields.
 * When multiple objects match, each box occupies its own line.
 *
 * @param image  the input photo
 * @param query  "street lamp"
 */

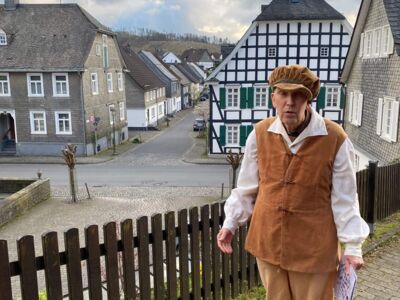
xmin=109 ymin=106 xmax=117 ymax=155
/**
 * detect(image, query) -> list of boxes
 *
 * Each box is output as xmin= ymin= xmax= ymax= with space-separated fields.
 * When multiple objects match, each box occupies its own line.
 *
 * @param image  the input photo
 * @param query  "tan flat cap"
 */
xmin=268 ymin=65 xmax=320 ymax=101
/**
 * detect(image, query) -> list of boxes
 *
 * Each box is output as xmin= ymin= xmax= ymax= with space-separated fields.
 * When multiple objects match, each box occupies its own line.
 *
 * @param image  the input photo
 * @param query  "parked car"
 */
xmin=200 ymin=93 xmax=209 ymax=101
xmin=193 ymin=118 xmax=206 ymax=131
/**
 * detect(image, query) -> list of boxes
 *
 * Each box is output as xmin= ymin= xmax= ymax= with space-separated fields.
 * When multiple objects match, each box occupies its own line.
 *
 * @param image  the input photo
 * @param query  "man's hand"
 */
xmin=217 ymin=228 xmax=234 ymax=254
xmin=344 ymin=255 xmax=364 ymax=273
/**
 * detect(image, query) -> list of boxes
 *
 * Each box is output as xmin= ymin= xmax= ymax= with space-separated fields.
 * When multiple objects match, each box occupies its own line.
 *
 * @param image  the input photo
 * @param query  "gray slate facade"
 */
xmin=341 ymin=0 xmax=400 ymax=169
xmin=0 ymin=2 xmax=128 ymax=156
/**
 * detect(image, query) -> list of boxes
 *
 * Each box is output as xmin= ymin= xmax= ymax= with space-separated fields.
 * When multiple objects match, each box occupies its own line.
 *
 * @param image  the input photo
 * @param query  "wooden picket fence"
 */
xmin=0 ymin=203 xmax=259 ymax=300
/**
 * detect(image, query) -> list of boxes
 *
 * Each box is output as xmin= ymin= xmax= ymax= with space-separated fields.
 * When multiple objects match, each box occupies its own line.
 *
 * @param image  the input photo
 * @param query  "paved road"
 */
xmin=0 ymin=111 xmax=230 ymax=187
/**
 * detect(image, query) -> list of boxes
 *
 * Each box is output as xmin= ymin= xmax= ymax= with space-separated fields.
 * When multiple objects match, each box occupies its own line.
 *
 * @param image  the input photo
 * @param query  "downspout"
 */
xmin=79 ymin=71 xmax=88 ymax=156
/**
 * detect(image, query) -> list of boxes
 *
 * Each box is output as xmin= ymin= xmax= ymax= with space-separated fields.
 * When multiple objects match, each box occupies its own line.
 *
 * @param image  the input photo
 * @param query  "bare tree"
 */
xmin=226 ymin=150 xmax=244 ymax=190
xmin=62 ymin=144 xmax=78 ymax=202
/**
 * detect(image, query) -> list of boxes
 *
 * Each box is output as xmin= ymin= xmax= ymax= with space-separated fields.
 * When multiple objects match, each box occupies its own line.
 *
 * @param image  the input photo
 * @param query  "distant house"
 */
xmin=211 ymin=52 xmax=223 ymax=65
xmin=175 ymin=63 xmax=204 ymax=102
xmin=188 ymin=63 xmax=207 ymax=80
xmin=138 ymin=51 xmax=182 ymax=115
xmin=206 ymin=0 xmax=352 ymax=154
xmin=162 ymin=51 xmax=182 ymax=64
xmin=0 ymin=0 xmax=127 ymax=156
xmin=168 ymin=64 xmax=192 ymax=108
xmin=341 ymin=0 xmax=400 ymax=170
xmin=181 ymin=49 xmax=214 ymax=70
xmin=119 ymin=44 xmax=167 ymax=128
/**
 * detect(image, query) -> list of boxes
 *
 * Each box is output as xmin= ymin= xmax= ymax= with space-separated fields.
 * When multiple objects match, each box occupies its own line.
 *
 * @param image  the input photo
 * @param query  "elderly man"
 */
xmin=217 ymin=65 xmax=369 ymax=299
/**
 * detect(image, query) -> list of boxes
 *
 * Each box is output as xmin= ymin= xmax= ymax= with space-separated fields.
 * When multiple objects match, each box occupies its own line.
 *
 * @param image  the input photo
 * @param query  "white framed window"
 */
xmin=91 ymin=73 xmax=99 ymax=95
xmin=377 ymin=96 xmax=399 ymax=142
xmin=30 ymin=111 xmax=47 ymax=134
xmin=226 ymin=125 xmax=239 ymax=145
xmin=145 ymin=92 xmax=149 ymax=102
xmin=102 ymin=34 xmax=109 ymax=68
xmin=348 ymin=90 xmax=363 ymax=126
xmin=151 ymin=107 xmax=156 ymax=118
xmin=117 ymin=72 xmax=123 ymax=91
xmin=0 ymin=73 xmax=10 ymax=96
xmin=0 ymin=30 xmax=6 ymax=45
xmin=119 ymin=102 xmax=125 ymax=121
xmin=268 ymin=47 xmax=276 ymax=57
xmin=364 ymin=31 xmax=373 ymax=58
xmin=108 ymin=104 xmax=115 ymax=125
xmin=382 ymin=25 xmax=394 ymax=56
xmin=27 ymin=73 xmax=44 ymax=97
xmin=52 ymin=73 xmax=69 ymax=97
xmin=373 ymin=28 xmax=381 ymax=57
xmin=55 ymin=111 xmax=72 ymax=134
xmin=326 ymin=87 xmax=340 ymax=108
xmin=226 ymin=87 xmax=239 ymax=108
xmin=107 ymin=72 xmax=113 ymax=93
xmin=158 ymin=104 xmax=163 ymax=115
xmin=320 ymin=47 xmax=329 ymax=57
xmin=255 ymin=87 xmax=268 ymax=107
xmin=96 ymin=44 xmax=101 ymax=56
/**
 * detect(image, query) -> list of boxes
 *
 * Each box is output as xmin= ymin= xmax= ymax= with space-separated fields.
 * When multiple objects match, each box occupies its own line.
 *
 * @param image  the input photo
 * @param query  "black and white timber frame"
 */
xmin=207 ymin=19 xmax=353 ymax=154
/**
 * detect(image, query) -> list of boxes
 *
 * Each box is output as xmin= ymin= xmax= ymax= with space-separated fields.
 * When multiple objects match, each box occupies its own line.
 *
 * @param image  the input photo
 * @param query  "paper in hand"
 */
xmin=334 ymin=261 xmax=357 ymax=300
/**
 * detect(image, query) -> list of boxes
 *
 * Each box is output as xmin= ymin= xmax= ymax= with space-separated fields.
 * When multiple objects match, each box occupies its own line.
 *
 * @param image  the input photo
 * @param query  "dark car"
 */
xmin=200 ymin=93 xmax=209 ymax=101
xmin=193 ymin=118 xmax=206 ymax=131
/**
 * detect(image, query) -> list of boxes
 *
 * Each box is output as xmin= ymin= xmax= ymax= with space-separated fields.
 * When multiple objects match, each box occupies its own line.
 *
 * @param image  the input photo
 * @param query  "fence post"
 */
xmin=367 ymin=161 xmax=378 ymax=235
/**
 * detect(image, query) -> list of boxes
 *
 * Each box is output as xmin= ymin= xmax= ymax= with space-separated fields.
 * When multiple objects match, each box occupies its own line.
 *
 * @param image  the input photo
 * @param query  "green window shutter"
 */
xmin=317 ymin=86 xmax=326 ymax=110
xmin=247 ymin=87 xmax=254 ymax=108
xmin=103 ymin=47 xmax=109 ymax=68
xmin=240 ymin=87 xmax=247 ymax=109
xmin=220 ymin=125 xmax=226 ymax=146
xmin=340 ymin=87 xmax=346 ymax=109
xmin=240 ymin=125 xmax=247 ymax=146
xmin=219 ymin=87 xmax=226 ymax=109
xmin=268 ymin=86 xmax=273 ymax=109
xmin=247 ymin=125 xmax=253 ymax=138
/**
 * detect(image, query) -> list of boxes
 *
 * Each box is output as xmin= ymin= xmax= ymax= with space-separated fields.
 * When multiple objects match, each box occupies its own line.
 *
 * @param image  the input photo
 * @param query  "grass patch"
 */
xmin=233 ymin=285 xmax=266 ymax=300
xmin=363 ymin=211 xmax=400 ymax=248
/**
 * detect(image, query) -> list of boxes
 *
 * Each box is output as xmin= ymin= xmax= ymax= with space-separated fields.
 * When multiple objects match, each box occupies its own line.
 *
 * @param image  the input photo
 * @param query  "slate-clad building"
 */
xmin=168 ymin=64 xmax=191 ymax=108
xmin=119 ymin=44 xmax=167 ymax=128
xmin=0 ymin=0 xmax=127 ymax=156
xmin=206 ymin=0 xmax=352 ymax=154
xmin=181 ymin=49 xmax=214 ymax=71
xmin=341 ymin=0 xmax=400 ymax=170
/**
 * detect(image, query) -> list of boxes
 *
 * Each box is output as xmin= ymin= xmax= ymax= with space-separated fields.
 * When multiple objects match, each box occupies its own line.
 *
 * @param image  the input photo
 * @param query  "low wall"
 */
xmin=0 ymin=178 xmax=51 ymax=227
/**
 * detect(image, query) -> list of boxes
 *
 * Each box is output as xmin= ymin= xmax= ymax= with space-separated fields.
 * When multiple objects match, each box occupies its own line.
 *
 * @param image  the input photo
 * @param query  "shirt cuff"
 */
xmin=344 ymin=242 xmax=363 ymax=257
xmin=222 ymin=218 xmax=238 ymax=234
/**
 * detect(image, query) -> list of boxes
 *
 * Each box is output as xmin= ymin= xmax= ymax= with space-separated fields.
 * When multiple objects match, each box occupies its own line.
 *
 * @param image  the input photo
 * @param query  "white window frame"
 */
xmin=268 ymin=47 xmax=276 ymax=57
xmin=27 ymin=73 xmax=44 ymax=97
xmin=158 ymin=104 xmax=163 ymax=116
xmin=30 ymin=111 xmax=47 ymax=134
xmin=349 ymin=90 xmax=363 ymax=126
xmin=151 ymin=107 xmax=156 ymax=118
xmin=91 ymin=73 xmax=99 ymax=95
xmin=107 ymin=72 xmax=113 ymax=93
xmin=363 ymin=31 xmax=373 ymax=58
xmin=226 ymin=125 xmax=239 ymax=146
xmin=382 ymin=25 xmax=394 ymax=56
xmin=102 ymin=34 xmax=109 ymax=68
xmin=108 ymin=104 xmax=115 ymax=125
xmin=55 ymin=111 xmax=72 ymax=135
xmin=226 ymin=86 xmax=239 ymax=108
xmin=52 ymin=73 xmax=69 ymax=97
xmin=119 ymin=102 xmax=125 ymax=121
xmin=325 ymin=86 xmax=340 ymax=108
xmin=373 ymin=28 xmax=382 ymax=57
xmin=117 ymin=72 xmax=123 ymax=91
xmin=378 ymin=96 xmax=399 ymax=142
xmin=0 ymin=73 xmax=10 ymax=96
xmin=320 ymin=47 xmax=329 ymax=57
xmin=0 ymin=32 xmax=6 ymax=45
xmin=96 ymin=44 xmax=102 ymax=56
xmin=254 ymin=86 xmax=268 ymax=107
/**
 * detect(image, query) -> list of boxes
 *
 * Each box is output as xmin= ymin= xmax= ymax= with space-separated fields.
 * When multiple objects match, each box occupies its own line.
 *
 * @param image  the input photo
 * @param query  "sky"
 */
xmin=2 ymin=0 xmax=362 ymax=42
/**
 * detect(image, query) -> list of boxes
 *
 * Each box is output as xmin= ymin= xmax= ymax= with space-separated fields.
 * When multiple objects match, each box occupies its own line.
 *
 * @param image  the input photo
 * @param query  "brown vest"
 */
xmin=245 ymin=117 xmax=347 ymax=273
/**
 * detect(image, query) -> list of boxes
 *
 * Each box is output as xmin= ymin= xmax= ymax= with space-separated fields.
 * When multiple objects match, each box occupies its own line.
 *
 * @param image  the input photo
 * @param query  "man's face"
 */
xmin=272 ymin=88 xmax=309 ymax=131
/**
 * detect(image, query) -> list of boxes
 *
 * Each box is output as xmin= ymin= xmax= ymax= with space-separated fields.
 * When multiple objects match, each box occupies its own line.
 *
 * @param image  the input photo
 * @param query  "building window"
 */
xmin=320 ymin=47 xmax=329 ymax=57
xmin=226 ymin=125 xmax=239 ymax=145
xmin=119 ymin=102 xmax=125 ymax=121
xmin=52 ymin=73 xmax=69 ymax=97
xmin=374 ymin=28 xmax=381 ymax=57
xmin=158 ymin=104 xmax=163 ymax=116
xmin=326 ymin=87 xmax=340 ymax=108
xmin=55 ymin=112 xmax=72 ymax=134
xmin=382 ymin=25 xmax=394 ymax=55
xmin=151 ymin=107 xmax=156 ymax=118
xmin=0 ymin=73 xmax=10 ymax=96
xmin=91 ymin=73 xmax=99 ymax=95
xmin=268 ymin=47 xmax=276 ymax=57
xmin=108 ymin=104 xmax=115 ymax=125
xmin=102 ymin=34 xmax=109 ymax=68
xmin=227 ymin=87 xmax=239 ymax=108
xmin=107 ymin=73 xmax=113 ymax=93
xmin=255 ymin=87 xmax=268 ymax=107
xmin=364 ymin=31 xmax=373 ymax=57
xmin=117 ymin=72 xmax=123 ymax=91
xmin=30 ymin=111 xmax=47 ymax=134
xmin=0 ymin=31 xmax=6 ymax=45
xmin=348 ymin=91 xmax=363 ymax=126
xmin=377 ymin=97 xmax=399 ymax=142
xmin=27 ymin=73 xmax=44 ymax=97
xmin=96 ymin=44 xmax=101 ymax=56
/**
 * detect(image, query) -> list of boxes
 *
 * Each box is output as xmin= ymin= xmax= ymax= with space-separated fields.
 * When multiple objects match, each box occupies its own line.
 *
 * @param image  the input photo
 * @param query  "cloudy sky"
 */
xmin=2 ymin=0 xmax=362 ymax=42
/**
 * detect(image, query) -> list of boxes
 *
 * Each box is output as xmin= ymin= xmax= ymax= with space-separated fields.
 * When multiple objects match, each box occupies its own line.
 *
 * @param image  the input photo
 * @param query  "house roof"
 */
xmin=341 ymin=0 xmax=400 ymax=82
xmin=181 ymin=48 xmax=211 ymax=63
xmin=168 ymin=64 xmax=191 ymax=85
xmin=139 ymin=50 xmax=178 ymax=82
xmin=254 ymin=0 xmax=345 ymax=22
xmin=0 ymin=4 xmax=113 ymax=71
xmin=189 ymin=62 xmax=207 ymax=79
xmin=118 ymin=43 xmax=165 ymax=90
xmin=175 ymin=63 xmax=203 ymax=83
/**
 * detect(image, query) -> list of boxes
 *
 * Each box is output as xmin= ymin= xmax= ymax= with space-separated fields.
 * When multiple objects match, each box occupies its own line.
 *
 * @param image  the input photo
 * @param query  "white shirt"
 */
xmin=223 ymin=107 xmax=370 ymax=257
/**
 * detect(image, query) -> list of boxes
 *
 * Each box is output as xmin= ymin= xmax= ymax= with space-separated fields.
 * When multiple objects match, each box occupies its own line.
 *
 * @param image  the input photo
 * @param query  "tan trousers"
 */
xmin=256 ymin=258 xmax=336 ymax=300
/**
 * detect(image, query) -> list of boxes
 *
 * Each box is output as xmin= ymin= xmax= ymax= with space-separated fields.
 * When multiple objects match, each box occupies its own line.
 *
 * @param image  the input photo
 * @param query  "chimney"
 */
xmin=4 ymin=0 xmax=19 ymax=11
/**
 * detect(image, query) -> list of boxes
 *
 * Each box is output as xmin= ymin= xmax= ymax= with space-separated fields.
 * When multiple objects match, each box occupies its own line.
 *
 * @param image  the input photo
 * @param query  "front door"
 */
xmin=0 ymin=111 xmax=16 ymax=154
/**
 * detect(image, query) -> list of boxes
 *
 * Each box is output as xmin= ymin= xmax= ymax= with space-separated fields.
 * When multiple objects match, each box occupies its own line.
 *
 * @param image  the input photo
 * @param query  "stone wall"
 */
xmin=0 ymin=178 xmax=51 ymax=227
